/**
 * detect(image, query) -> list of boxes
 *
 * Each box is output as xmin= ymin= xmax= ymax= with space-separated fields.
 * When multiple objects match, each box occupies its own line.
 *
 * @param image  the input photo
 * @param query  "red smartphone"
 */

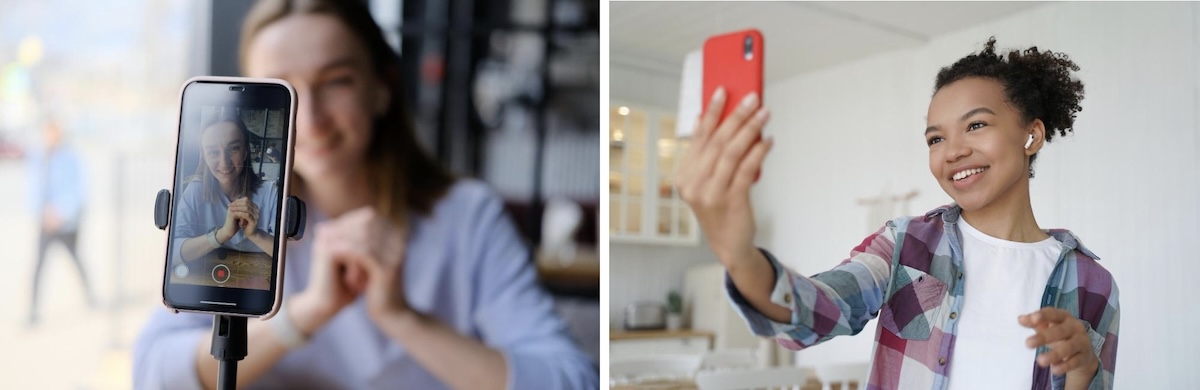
xmin=703 ymin=29 xmax=764 ymax=123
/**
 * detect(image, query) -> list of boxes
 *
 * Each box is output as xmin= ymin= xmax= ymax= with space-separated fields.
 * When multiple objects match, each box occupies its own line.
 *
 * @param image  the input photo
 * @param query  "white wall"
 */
xmin=610 ymin=62 xmax=683 ymax=112
xmin=754 ymin=2 xmax=1200 ymax=387
xmin=609 ymin=243 xmax=719 ymax=329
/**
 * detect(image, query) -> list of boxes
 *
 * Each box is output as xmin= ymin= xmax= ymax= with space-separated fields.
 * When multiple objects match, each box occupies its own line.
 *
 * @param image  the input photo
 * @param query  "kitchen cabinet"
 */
xmin=609 ymin=103 xmax=700 ymax=245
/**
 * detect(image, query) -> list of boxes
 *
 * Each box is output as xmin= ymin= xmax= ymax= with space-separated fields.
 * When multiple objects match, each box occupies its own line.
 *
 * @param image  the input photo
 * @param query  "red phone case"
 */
xmin=702 ymin=29 xmax=764 ymax=123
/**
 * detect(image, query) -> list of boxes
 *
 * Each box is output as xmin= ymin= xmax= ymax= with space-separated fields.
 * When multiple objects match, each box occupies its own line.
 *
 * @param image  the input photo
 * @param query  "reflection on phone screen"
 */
xmin=169 ymin=106 xmax=286 ymax=291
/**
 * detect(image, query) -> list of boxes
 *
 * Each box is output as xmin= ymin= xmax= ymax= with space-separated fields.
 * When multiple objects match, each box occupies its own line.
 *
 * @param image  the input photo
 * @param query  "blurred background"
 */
xmin=609 ymin=1 xmax=1199 ymax=389
xmin=0 ymin=0 xmax=598 ymax=388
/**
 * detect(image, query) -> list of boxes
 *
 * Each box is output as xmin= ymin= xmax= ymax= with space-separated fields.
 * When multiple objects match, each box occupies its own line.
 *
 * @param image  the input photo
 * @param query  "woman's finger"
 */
xmin=1019 ymin=308 xmax=1071 ymax=328
xmin=722 ymin=107 xmax=769 ymax=164
xmin=1051 ymin=351 xmax=1087 ymax=376
xmin=333 ymin=248 xmax=383 ymax=279
xmin=342 ymin=261 xmax=369 ymax=293
xmin=706 ymin=92 xmax=760 ymax=149
xmin=730 ymin=137 xmax=774 ymax=192
xmin=675 ymin=122 xmax=707 ymax=202
xmin=228 ymin=204 xmax=249 ymax=215
xmin=1037 ymin=339 xmax=1079 ymax=367
xmin=1029 ymin=319 xmax=1084 ymax=349
xmin=695 ymin=93 xmax=761 ymax=193
xmin=687 ymin=115 xmax=706 ymax=153
xmin=231 ymin=211 xmax=254 ymax=226
xmin=695 ymin=88 xmax=727 ymax=146
xmin=710 ymin=108 xmax=769 ymax=193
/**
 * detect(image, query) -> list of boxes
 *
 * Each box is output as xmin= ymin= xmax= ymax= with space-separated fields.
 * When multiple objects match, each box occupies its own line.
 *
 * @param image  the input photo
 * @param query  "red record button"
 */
xmin=212 ymin=264 xmax=231 ymax=284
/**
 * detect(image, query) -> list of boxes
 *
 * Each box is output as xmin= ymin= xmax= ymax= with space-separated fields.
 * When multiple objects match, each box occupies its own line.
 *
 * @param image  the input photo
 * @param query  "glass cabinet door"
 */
xmin=610 ymin=103 xmax=699 ymax=245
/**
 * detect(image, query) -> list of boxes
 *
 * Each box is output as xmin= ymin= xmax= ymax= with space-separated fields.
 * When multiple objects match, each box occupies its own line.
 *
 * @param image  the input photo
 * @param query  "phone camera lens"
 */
xmin=743 ymin=35 xmax=754 ymax=60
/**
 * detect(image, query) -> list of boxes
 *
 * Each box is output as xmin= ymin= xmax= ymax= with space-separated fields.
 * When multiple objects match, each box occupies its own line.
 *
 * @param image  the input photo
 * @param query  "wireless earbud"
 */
xmin=1024 ymin=135 xmax=1034 ymax=149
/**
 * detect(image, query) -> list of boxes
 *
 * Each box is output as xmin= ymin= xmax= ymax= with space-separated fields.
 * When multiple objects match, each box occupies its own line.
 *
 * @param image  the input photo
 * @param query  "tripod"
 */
xmin=211 ymin=315 xmax=248 ymax=390
xmin=155 ymin=189 xmax=306 ymax=390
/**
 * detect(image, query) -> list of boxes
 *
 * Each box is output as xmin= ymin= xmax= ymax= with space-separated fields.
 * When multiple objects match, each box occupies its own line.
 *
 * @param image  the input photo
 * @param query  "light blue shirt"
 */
xmin=171 ymin=178 xmax=281 ymax=262
xmin=26 ymin=144 xmax=87 ymax=232
xmin=133 ymin=180 xmax=598 ymax=389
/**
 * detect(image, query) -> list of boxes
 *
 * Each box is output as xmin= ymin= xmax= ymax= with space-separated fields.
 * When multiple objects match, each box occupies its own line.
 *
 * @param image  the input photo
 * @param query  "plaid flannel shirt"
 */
xmin=726 ymin=204 xmax=1119 ymax=390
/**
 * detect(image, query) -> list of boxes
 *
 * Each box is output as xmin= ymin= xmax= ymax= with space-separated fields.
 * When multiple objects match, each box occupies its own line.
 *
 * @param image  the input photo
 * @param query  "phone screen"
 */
xmin=163 ymin=79 xmax=293 ymax=316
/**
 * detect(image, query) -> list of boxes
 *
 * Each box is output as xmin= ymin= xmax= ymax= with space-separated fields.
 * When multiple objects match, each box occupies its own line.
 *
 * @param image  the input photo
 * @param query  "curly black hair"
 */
xmin=934 ymin=36 xmax=1084 ymax=178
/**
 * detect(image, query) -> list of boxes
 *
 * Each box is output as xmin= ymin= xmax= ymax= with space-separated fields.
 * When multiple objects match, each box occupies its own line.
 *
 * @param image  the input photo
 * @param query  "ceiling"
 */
xmin=610 ymin=1 xmax=1047 ymax=81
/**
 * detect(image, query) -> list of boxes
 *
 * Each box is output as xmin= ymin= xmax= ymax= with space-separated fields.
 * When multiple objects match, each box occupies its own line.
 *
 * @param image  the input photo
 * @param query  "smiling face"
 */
xmin=242 ymin=13 xmax=389 ymax=183
xmin=925 ymin=77 xmax=1044 ymax=212
xmin=201 ymin=121 xmax=247 ymax=187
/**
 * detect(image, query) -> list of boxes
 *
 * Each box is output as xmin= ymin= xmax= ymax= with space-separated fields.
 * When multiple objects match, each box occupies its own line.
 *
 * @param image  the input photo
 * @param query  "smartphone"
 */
xmin=702 ymin=28 xmax=764 ymax=124
xmin=161 ymin=76 xmax=297 ymax=319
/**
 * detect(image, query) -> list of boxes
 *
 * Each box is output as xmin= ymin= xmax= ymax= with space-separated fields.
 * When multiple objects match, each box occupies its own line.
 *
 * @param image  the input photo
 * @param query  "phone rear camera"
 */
xmin=229 ymin=86 xmax=245 ymax=92
xmin=743 ymin=35 xmax=754 ymax=60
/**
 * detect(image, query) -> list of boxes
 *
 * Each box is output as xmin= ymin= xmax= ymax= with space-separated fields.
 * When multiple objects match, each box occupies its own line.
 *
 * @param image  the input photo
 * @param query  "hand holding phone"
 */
xmin=675 ymin=77 xmax=773 ymax=274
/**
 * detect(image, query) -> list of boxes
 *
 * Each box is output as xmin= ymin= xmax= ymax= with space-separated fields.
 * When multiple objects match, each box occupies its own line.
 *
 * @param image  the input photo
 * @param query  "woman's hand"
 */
xmin=218 ymin=200 xmax=243 ymax=243
xmin=675 ymin=88 xmax=773 ymax=269
xmin=287 ymin=218 xmax=372 ymax=336
xmin=228 ymin=197 xmax=261 ymax=235
xmin=319 ymin=207 xmax=410 ymax=323
xmin=1021 ymin=308 xmax=1100 ymax=380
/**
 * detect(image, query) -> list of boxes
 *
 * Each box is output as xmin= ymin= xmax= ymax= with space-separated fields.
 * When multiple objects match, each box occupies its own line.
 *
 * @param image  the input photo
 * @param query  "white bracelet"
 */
xmin=271 ymin=303 xmax=311 ymax=350
xmin=207 ymin=229 xmax=222 ymax=249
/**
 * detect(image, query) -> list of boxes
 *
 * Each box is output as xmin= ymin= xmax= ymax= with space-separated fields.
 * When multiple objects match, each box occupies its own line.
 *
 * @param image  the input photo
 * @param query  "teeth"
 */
xmin=953 ymin=168 xmax=985 ymax=181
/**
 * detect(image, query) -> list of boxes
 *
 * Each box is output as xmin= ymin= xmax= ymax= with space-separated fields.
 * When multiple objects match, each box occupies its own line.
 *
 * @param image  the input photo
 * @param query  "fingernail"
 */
xmin=756 ymin=108 xmax=769 ymax=120
xmin=713 ymin=88 xmax=726 ymax=102
xmin=741 ymin=93 xmax=759 ymax=108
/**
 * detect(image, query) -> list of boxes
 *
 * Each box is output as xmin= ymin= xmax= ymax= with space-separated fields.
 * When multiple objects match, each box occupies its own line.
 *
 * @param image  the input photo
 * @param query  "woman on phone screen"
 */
xmin=173 ymin=118 xmax=280 ymax=264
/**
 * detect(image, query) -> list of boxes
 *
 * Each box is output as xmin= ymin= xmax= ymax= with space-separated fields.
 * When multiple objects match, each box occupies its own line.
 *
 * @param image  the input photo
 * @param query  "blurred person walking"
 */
xmin=25 ymin=117 xmax=94 ymax=327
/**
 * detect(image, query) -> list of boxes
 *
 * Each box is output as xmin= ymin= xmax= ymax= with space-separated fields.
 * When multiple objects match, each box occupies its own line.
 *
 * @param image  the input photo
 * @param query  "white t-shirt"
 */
xmin=946 ymin=217 xmax=1061 ymax=389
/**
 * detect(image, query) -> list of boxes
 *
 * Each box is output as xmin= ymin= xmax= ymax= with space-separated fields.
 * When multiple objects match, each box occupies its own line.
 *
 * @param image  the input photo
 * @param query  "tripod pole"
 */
xmin=211 ymin=315 xmax=248 ymax=390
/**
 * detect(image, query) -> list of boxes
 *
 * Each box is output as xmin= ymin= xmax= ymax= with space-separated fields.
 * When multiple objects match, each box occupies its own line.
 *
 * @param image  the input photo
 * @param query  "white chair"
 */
xmin=694 ymin=366 xmax=814 ymax=390
xmin=815 ymin=362 xmax=870 ymax=390
xmin=609 ymin=353 xmax=705 ymax=384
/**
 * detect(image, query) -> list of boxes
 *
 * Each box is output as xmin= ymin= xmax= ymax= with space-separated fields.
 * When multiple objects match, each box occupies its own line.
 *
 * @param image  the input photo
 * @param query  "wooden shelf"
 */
xmin=610 ymin=329 xmax=714 ymax=342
